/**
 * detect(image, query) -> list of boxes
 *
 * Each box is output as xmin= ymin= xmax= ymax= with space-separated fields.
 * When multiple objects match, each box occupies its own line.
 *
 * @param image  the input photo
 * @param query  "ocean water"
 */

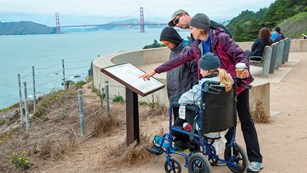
xmin=0 ymin=29 xmax=190 ymax=109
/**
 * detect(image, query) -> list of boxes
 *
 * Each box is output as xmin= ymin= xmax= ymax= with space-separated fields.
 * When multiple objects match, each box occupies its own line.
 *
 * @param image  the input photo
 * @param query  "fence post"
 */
xmin=32 ymin=66 xmax=36 ymax=113
xmin=23 ymin=82 xmax=30 ymax=131
xmin=78 ymin=89 xmax=84 ymax=136
xmin=104 ymin=81 xmax=110 ymax=115
xmin=62 ymin=59 xmax=66 ymax=89
xmin=17 ymin=74 xmax=24 ymax=125
xmin=99 ymin=84 xmax=103 ymax=108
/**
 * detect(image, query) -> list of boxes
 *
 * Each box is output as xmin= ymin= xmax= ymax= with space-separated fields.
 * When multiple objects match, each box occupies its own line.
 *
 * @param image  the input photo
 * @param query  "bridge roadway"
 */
xmin=60 ymin=23 xmax=167 ymax=28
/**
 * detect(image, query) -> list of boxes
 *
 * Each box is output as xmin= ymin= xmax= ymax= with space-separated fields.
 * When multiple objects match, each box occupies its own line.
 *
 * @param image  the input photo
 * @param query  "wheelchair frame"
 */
xmin=148 ymin=80 xmax=248 ymax=173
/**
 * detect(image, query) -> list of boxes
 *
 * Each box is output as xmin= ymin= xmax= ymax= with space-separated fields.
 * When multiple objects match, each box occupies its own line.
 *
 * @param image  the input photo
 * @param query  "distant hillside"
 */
xmin=226 ymin=0 xmax=307 ymax=41
xmin=279 ymin=12 xmax=307 ymax=38
xmin=0 ymin=21 xmax=56 ymax=35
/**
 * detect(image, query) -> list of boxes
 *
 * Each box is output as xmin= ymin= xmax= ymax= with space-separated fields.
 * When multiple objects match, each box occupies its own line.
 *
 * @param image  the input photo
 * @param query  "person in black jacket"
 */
xmin=245 ymin=27 xmax=272 ymax=61
xmin=160 ymin=27 xmax=198 ymax=120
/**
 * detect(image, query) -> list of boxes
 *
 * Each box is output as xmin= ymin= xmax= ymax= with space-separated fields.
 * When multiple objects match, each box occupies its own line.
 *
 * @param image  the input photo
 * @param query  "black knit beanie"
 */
xmin=160 ymin=27 xmax=183 ymax=46
xmin=190 ymin=13 xmax=211 ymax=31
xmin=198 ymin=52 xmax=220 ymax=70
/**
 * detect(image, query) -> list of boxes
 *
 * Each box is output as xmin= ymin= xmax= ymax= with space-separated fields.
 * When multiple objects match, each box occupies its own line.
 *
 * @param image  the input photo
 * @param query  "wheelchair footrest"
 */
xmin=146 ymin=145 xmax=164 ymax=156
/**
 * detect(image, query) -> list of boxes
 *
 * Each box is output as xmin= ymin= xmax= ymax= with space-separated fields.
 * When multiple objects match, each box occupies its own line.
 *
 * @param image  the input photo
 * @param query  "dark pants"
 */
xmin=225 ymin=89 xmax=263 ymax=162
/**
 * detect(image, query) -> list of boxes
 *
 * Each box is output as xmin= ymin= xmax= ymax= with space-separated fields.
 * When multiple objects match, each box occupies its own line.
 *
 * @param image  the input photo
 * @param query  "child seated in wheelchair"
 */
xmin=171 ymin=52 xmax=233 ymax=155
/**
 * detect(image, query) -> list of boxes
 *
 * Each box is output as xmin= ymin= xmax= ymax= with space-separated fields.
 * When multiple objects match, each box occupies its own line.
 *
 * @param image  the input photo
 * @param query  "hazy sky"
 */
xmin=0 ymin=0 xmax=276 ymax=26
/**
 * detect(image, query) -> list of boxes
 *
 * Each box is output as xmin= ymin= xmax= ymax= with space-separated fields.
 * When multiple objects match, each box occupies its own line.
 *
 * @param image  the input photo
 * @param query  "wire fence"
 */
xmin=0 ymin=76 xmax=130 ymax=172
xmin=0 ymin=57 xmax=133 ymax=172
xmin=0 ymin=59 xmax=91 ymax=110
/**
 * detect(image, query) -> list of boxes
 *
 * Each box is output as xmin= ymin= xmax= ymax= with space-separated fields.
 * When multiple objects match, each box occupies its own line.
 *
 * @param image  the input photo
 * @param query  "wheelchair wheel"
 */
xmin=188 ymin=153 xmax=212 ymax=173
xmin=164 ymin=157 xmax=182 ymax=173
xmin=224 ymin=143 xmax=248 ymax=173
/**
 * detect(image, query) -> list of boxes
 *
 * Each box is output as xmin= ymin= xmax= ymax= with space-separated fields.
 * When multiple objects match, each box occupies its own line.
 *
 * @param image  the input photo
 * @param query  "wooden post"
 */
xmin=78 ymin=89 xmax=84 ymax=136
xmin=104 ymin=81 xmax=110 ymax=115
xmin=126 ymin=88 xmax=140 ymax=145
xmin=32 ymin=66 xmax=36 ymax=113
xmin=23 ymin=82 xmax=30 ymax=131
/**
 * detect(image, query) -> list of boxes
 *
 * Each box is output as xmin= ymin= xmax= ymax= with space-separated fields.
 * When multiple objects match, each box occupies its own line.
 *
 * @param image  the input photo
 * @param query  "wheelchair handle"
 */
xmin=234 ymin=77 xmax=252 ymax=89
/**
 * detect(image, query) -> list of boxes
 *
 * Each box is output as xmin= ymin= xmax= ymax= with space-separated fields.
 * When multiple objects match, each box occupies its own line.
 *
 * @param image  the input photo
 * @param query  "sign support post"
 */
xmin=126 ymin=88 xmax=140 ymax=145
xmin=100 ymin=63 xmax=165 ymax=146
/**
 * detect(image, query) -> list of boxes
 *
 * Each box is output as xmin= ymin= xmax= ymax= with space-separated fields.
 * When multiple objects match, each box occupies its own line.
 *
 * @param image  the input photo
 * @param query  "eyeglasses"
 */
xmin=173 ymin=14 xmax=182 ymax=25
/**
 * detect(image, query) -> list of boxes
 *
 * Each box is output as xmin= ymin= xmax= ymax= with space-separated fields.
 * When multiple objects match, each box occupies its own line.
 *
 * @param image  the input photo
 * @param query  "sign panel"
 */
xmin=101 ymin=63 xmax=165 ymax=96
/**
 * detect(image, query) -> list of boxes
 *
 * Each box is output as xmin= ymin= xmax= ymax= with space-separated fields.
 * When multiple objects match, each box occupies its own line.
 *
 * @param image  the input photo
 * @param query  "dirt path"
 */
xmin=35 ymin=52 xmax=307 ymax=173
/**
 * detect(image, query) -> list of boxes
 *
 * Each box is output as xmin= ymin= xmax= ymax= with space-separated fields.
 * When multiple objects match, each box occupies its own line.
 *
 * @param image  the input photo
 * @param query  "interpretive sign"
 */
xmin=101 ymin=63 xmax=165 ymax=146
xmin=100 ymin=63 xmax=165 ymax=97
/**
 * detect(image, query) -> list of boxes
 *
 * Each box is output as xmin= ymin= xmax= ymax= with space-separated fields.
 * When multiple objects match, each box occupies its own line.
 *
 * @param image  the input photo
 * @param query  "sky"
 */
xmin=0 ymin=0 xmax=276 ymax=26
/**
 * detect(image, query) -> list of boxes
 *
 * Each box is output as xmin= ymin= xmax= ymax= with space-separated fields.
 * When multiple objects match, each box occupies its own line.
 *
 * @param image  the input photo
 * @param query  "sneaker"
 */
xmin=153 ymin=135 xmax=170 ymax=150
xmin=247 ymin=162 xmax=264 ymax=172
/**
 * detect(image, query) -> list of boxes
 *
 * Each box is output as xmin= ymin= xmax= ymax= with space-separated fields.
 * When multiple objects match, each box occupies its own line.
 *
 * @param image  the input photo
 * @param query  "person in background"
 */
xmin=168 ymin=9 xmax=232 ymax=38
xmin=141 ymin=13 xmax=263 ymax=173
xmin=270 ymin=29 xmax=277 ymax=41
xmin=160 ymin=26 xmax=198 ymax=120
xmin=245 ymin=27 xmax=273 ymax=60
xmin=272 ymin=26 xmax=285 ymax=42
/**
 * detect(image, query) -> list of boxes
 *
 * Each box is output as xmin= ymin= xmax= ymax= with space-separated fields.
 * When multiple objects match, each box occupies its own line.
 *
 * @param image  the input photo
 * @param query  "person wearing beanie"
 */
xmin=171 ymin=52 xmax=233 ymax=155
xmin=167 ymin=9 xmax=232 ymax=38
xmin=272 ymin=26 xmax=285 ymax=43
xmin=141 ymin=13 xmax=263 ymax=173
xmin=159 ymin=27 xmax=198 ymax=120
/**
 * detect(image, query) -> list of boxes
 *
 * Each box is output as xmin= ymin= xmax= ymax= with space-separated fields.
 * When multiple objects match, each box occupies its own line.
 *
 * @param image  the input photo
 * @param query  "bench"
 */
xmin=275 ymin=39 xmax=285 ymax=69
xmin=249 ymin=38 xmax=291 ymax=77
xmin=282 ymin=38 xmax=291 ymax=64
xmin=249 ymin=45 xmax=272 ymax=77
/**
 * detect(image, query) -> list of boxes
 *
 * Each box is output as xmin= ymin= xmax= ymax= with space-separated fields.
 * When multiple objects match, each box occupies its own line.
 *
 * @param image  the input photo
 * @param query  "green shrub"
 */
xmin=143 ymin=39 xmax=165 ymax=49
xmin=0 ymin=117 xmax=6 ymax=126
xmin=112 ymin=94 xmax=124 ymax=103
xmin=9 ymin=151 xmax=30 ymax=170
xmin=75 ymin=80 xmax=86 ymax=89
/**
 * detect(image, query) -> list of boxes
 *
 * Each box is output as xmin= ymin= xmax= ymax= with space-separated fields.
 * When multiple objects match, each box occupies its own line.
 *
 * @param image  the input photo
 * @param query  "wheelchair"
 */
xmin=147 ymin=80 xmax=248 ymax=173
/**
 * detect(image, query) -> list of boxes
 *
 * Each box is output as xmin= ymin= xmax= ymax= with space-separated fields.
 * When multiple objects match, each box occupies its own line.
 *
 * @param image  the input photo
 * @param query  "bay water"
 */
xmin=0 ymin=28 xmax=189 ymax=109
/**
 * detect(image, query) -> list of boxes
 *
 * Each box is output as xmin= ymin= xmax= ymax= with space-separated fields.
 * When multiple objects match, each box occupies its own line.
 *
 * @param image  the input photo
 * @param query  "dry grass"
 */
xmin=91 ymin=114 xmax=122 ymax=137
xmin=0 ymin=82 xmax=169 ymax=172
xmin=251 ymin=100 xmax=272 ymax=123
xmin=104 ymin=133 xmax=154 ymax=169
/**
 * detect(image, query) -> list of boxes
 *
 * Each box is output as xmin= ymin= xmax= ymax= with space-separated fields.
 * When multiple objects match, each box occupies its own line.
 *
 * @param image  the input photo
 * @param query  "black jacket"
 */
xmin=250 ymin=38 xmax=270 ymax=57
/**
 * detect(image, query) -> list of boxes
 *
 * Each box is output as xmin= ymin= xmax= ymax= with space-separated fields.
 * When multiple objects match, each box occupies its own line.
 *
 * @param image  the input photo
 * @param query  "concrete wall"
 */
xmin=249 ymin=82 xmax=270 ymax=115
xmin=289 ymin=39 xmax=307 ymax=52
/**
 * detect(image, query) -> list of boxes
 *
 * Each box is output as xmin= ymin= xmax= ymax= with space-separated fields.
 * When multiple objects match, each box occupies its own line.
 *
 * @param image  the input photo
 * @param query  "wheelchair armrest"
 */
xmin=170 ymin=102 xmax=198 ymax=112
xmin=249 ymin=56 xmax=263 ymax=61
xmin=171 ymin=102 xmax=180 ymax=108
xmin=186 ymin=105 xmax=199 ymax=112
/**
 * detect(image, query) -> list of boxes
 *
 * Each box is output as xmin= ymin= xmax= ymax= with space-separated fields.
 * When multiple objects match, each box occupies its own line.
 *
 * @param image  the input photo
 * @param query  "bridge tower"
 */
xmin=140 ymin=7 xmax=145 ymax=33
xmin=55 ymin=12 xmax=61 ymax=34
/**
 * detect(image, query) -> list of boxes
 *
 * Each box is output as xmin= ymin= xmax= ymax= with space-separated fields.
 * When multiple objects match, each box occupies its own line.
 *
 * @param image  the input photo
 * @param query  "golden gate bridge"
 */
xmin=55 ymin=7 xmax=167 ymax=34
